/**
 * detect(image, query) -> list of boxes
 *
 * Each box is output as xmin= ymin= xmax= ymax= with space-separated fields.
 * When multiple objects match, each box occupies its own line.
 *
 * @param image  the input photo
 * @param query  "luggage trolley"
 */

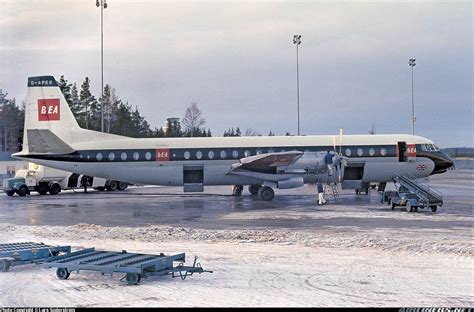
xmin=0 ymin=242 xmax=71 ymax=272
xmin=43 ymin=247 xmax=212 ymax=285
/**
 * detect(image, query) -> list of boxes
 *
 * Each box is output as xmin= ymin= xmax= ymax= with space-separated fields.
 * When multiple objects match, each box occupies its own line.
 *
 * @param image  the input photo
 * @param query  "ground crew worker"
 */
xmin=317 ymin=181 xmax=326 ymax=205
xmin=324 ymin=151 xmax=334 ymax=176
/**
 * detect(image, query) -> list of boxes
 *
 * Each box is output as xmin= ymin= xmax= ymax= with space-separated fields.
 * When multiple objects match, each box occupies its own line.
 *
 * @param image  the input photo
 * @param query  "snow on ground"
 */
xmin=0 ymin=222 xmax=472 ymax=307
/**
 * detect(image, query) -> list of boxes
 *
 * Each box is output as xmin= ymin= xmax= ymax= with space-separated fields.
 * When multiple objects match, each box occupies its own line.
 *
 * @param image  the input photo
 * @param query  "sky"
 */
xmin=0 ymin=0 xmax=472 ymax=147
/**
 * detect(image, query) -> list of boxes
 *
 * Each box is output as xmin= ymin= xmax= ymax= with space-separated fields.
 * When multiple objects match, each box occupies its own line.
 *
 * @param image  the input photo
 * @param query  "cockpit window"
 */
xmin=421 ymin=143 xmax=440 ymax=152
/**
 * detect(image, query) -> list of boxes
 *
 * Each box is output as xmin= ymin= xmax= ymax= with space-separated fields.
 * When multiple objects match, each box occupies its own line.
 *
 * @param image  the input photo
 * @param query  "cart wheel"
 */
xmin=430 ymin=205 xmax=437 ymax=212
xmin=389 ymin=200 xmax=395 ymax=210
xmin=406 ymin=202 xmax=413 ymax=212
xmin=56 ymin=268 xmax=70 ymax=280
xmin=0 ymin=259 xmax=11 ymax=272
xmin=126 ymin=273 xmax=141 ymax=285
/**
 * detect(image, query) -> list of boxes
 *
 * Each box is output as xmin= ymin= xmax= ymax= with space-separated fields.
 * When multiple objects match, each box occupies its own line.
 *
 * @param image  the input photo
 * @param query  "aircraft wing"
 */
xmin=230 ymin=151 xmax=304 ymax=174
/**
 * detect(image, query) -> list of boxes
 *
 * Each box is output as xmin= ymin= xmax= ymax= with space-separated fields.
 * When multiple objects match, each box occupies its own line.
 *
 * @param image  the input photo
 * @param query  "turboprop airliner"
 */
xmin=12 ymin=76 xmax=453 ymax=201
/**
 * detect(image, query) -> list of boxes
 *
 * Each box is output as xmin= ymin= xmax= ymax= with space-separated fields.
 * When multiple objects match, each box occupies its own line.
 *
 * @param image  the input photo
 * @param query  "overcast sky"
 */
xmin=0 ymin=0 xmax=472 ymax=147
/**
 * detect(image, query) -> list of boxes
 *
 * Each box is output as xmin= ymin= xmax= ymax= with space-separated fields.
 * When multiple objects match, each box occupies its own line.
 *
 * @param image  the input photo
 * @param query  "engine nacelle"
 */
xmin=277 ymin=177 xmax=304 ymax=189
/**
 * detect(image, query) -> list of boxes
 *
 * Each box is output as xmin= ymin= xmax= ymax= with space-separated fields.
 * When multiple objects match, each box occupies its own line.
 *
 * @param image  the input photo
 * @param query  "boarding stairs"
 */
xmin=323 ymin=166 xmax=341 ymax=203
xmin=392 ymin=175 xmax=443 ymax=208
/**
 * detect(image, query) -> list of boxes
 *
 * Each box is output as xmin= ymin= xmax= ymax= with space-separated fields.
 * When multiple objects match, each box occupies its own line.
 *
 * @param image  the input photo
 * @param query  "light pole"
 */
xmin=96 ymin=0 xmax=108 ymax=132
xmin=293 ymin=34 xmax=301 ymax=136
xmin=408 ymin=58 xmax=416 ymax=135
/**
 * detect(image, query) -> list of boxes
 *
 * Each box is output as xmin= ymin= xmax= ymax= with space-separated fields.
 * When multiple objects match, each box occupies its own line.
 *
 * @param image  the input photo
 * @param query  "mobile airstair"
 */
xmin=323 ymin=168 xmax=342 ymax=203
xmin=392 ymin=175 xmax=443 ymax=211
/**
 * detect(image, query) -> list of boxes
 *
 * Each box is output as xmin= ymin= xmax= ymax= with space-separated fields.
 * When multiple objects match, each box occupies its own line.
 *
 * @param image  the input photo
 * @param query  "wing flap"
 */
xmin=232 ymin=151 xmax=303 ymax=173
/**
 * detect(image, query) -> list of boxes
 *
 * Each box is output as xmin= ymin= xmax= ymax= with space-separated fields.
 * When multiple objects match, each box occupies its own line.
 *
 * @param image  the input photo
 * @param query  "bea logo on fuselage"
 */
xmin=38 ymin=99 xmax=60 ymax=121
xmin=156 ymin=148 xmax=169 ymax=161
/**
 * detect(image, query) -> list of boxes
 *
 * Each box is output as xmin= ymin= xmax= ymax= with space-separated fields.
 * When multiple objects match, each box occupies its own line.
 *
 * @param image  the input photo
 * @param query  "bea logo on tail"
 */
xmin=38 ymin=99 xmax=60 ymax=121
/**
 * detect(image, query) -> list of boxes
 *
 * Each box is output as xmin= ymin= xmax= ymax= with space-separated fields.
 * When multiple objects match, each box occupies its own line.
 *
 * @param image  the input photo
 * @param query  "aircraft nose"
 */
xmin=432 ymin=151 xmax=454 ymax=174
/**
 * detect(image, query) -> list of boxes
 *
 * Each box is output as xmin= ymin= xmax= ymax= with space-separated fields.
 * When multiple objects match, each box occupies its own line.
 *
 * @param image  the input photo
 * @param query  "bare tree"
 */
xmin=244 ymin=128 xmax=260 ymax=136
xmin=182 ymin=102 xmax=206 ymax=137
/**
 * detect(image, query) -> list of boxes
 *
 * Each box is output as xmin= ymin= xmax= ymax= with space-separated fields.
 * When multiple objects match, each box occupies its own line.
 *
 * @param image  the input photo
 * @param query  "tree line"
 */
xmin=0 ymin=75 xmax=283 ymax=152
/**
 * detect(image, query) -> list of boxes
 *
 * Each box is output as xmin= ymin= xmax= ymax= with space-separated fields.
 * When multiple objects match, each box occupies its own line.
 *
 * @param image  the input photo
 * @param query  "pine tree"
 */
xmin=70 ymin=83 xmax=81 ymax=119
xmin=58 ymin=75 xmax=72 ymax=107
xmin=79 ymin=77 xmax=98 ymax=130
xmin=0 ymin=97 xmax=24 ymax=152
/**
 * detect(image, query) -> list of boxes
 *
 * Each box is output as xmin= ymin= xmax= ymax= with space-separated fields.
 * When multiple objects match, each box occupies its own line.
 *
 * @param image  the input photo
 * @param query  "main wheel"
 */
xmin=107 ymin=180 xmax=118 ymax=191
xmin=430 ymin=205 xmax=437 ymax=212
xmin=6 ymin=190 xmax=15 ymax=197
xmin=258 ymin=186 xmax=275 ymax=201
xmin=126 ymin=273 xmax=141 ymax=285
xmin=17 ymin=186 xmax=28 ymax=197
xmin=35 ymin=185 xmax=49 ymax=195
xmin=406 ymin=202 xmax=413 ymax=212
xmin=248 ymin=184 xmax=261 ymax=195
xmin=37 ymin=189 xmax=48 ymax=195
xmin=56 ymin=268 xmax=70 ymax=280
xmin=117 ymin=181 xmax=128 ymax=191
xmin=0 ymin=259 xmax=11 ymax=272
xmin=49 ymin=183 xmax=61 ymax=195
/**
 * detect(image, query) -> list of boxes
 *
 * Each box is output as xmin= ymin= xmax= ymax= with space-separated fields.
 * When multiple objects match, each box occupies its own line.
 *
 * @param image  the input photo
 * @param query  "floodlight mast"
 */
xmin=95 ymin=0 xmax=108 ymax=132
xmin=408 ymin=58 xmax=416 ymax=135
xmin=293 ymin=35 xmax=302 ymax=136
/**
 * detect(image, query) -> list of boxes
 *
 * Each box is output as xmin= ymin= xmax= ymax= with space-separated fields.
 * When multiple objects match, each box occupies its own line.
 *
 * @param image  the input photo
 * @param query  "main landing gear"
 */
xmin=232 ymin=184 xmax=275 ymax=201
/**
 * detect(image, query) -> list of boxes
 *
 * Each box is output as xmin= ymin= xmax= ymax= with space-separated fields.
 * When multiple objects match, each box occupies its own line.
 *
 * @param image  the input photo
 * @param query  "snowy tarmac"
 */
xmin=0 ymin=169 xmax=472 ymax=307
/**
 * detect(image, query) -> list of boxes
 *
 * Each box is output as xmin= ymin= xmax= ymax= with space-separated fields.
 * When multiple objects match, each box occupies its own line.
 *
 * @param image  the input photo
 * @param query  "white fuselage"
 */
xmin=19 ymin=133 xmax=436 ymax=187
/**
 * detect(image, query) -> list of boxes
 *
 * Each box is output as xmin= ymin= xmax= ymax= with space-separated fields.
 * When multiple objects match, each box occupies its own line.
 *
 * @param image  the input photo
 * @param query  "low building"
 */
xmin=0 ymin=152 xmax=28 ymax=186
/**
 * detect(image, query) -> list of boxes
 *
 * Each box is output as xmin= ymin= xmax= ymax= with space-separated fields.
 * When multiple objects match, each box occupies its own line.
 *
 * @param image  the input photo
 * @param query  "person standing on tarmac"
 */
xmin=317 ymin=181 xmax=326 ymax=205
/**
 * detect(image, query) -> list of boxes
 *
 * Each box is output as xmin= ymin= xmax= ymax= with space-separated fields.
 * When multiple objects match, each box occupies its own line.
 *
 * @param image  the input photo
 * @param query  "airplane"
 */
xmin=12 ymin=75 xmax=454 ymax=201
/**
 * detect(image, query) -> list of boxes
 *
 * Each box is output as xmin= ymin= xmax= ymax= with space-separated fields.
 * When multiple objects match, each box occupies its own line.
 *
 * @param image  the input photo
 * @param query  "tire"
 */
xmin=365 ymin=188 xmax=369 ymax=195
xmin=6 ymin=190 xmax=15 ymax=197
xmin=95 ymin=186 xmax=105 ymax=192
xmin=248 ymin=184 xmax=261 ymax=195
xmin=355 ymin=189 xmax=360 ymax=195
xmin=17 ymin=186 xmax=28 ymax=197
xmin=49 ymin=183 xmax=61 ymax=195
xmin=389 ymin=200 xmax=396 ymax=211
xmin=117 ymin=181 xmax=127 ymax=191
xmin=0 ymin=259 xmax=11 ymax=272
xmin=37 ymin=189 xmax=48 ymax=195
xmin=35 ymin=185 xmax=49 ymax=195
xmin=406 ymin=202 xmax=413 ymax=212
xmin=258 ymin=186 xmax=275 ymax=201
xmin=430 ymin=205 xmax=437 ymax=212
xmin=126 ymin=273 xmax=141 ymax=285
xmin=56 ymin=268 xmax=70 ymax=280
xmin=107 ymin=180 xmax=118 ymax=191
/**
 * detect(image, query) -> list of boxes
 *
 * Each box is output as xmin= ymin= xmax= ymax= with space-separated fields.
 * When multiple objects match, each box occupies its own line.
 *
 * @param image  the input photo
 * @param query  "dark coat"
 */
xmin=317 ymin=183 xmax=324 ymax=193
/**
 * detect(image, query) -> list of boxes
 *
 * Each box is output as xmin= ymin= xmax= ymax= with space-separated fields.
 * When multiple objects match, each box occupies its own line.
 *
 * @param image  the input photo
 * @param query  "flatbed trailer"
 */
xmin=0 ymin=242 xmax=71 ymax=272
xmin=43 ymin=247 xmax=212 ymax=285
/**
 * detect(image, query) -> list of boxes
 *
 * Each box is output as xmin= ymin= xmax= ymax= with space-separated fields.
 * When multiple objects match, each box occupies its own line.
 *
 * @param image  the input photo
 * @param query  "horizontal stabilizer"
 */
xmin=26 ymin=129 xmax=75 ymax=154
